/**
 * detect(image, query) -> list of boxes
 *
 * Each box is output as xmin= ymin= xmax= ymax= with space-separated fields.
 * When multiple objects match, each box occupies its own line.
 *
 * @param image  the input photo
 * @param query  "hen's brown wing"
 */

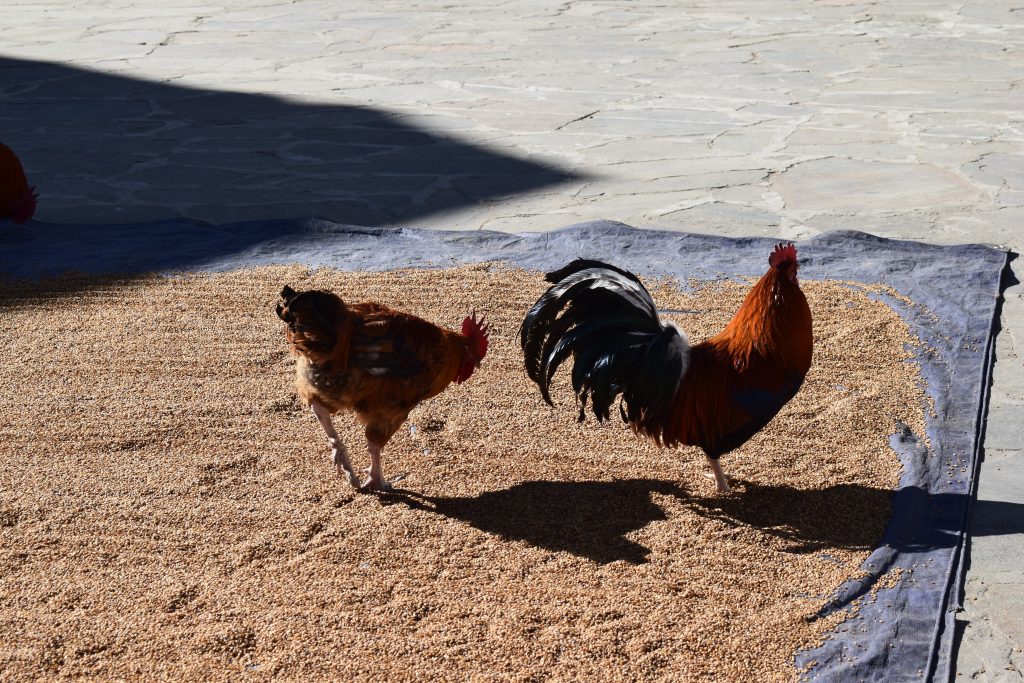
xmin=346 ymin=302 xmax=466 ymax=405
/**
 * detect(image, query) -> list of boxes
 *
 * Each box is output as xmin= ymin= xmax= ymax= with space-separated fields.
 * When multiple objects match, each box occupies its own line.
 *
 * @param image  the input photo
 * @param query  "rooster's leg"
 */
xmin=309 ymin=399 xmax=359 ymax=489
xmin=706 ymin=456 xmax=732 ymax=494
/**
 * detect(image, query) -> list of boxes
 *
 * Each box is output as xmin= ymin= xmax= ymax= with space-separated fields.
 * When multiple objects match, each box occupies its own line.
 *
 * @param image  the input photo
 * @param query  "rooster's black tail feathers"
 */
xmin=519 ymin=259 xmax=690 ymax=438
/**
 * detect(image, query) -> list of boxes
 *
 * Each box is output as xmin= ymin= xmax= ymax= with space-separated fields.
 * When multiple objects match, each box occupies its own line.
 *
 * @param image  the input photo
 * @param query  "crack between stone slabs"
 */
xmin=726 ymin=34 xmax=795 ymax=49
xmin=618 ymin=181 xmax=761 ymax=197
xmin=706 ymin=118 xmax=778 ymax=150
xmin=761 ymin=113 xmax=817 ymax=155
xmin=670 ymin=201 xmax=775 ymax=221
xmin=554 ymin=109 xmax=602 ymax=131
xmin=586 ymin=154 xmax=769 ymax=173
xmin=651 ymin=197 xmax=740 ymax=219
xmin=550 ymin=2 xmax=574 ymax=18
xmin=764 ymin=154 xmax=832 ymax=184
xmin=140 ymin=14 xmax=210 ymax=57
xmin=957 ymin=613 xmax=1024 ymax=680
xmin=570 ymin=182 xmax=597 ymax=200
xmin=952 ymin=152 xmax=1006 ymax=201
xmin=479 ymin=212 xmax=572 ymax=230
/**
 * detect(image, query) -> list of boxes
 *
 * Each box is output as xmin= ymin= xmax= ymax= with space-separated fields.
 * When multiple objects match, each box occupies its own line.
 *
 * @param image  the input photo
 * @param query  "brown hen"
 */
xmin=277 ymin=286 xmax=488 ymax=492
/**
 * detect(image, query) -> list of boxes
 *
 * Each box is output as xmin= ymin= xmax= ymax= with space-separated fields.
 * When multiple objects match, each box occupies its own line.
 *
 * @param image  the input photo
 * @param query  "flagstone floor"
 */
xmin=2 ymin=1 xmax=1021 ymax=677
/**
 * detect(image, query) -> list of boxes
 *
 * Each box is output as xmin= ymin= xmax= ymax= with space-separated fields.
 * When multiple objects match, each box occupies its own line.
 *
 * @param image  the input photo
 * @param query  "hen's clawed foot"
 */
xmin=360 ymin=477 xmax=393 ymax=493
xmin=336 ymin=463 xmax=361 ymax=489
xmin=332 ymin=450 xmax=360 ymax=489
xmin=359 ymin=470 xmax=408 ymax=494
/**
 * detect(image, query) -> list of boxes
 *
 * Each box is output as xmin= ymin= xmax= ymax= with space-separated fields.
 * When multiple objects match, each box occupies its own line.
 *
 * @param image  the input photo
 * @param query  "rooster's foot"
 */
xmin=705 ymin=476 xmax=733 ymax=495
xmin=704 ymin=458 xmax=733 ymax=495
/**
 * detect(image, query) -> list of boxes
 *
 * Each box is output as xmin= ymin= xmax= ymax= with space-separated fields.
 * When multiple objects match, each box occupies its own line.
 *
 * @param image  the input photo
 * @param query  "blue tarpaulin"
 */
xmin=1 ymin=218 xmax=1007 ymax=680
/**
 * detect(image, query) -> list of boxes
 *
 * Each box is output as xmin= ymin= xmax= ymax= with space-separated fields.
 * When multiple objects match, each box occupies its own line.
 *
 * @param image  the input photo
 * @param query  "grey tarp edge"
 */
xmin=0 ymin=218 xmax=1008 ymax=681
xmin=935 ymin=286 xmax=1000 ymax=683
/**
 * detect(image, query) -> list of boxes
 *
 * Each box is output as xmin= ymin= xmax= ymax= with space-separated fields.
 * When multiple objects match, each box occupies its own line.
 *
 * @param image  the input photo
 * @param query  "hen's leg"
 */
xmin=309 ymin=399 xmax=359 ymax=489
xmin=705 ymin=456 xmax=732 ymax=494
xmin=359 ymin=419 xmax=406 ymax=493
xmin=362 ymin=440 xmax=390 ymax=492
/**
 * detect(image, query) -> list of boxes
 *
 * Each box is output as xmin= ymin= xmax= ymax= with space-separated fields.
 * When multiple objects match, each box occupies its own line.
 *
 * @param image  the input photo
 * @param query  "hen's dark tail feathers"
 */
xmin=519 ymin=259 xmax=690 ymax=442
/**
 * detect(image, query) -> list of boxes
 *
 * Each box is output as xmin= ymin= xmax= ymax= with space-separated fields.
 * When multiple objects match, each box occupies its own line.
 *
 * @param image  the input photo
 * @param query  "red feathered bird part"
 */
xmin=462 ymin=309 xmax=490 ymax=360
xmin=768 ymin=242 xmax=797 ymax=268
xmin=0 ymin=143 xmax=37 ymax=224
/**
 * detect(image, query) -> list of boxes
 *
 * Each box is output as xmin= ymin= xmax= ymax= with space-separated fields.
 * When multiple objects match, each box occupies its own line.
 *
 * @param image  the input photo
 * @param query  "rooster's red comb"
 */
xmin=768 ymin=242 xmax=798 ymax=268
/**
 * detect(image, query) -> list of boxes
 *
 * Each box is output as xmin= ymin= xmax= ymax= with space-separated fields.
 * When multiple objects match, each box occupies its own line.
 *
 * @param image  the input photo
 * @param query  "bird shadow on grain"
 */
xmin=686 ymin=481 xmax=1024 ymax=553
xmin=383 ymin=479 xmax=687 ymax=565
xmin=683 ymin=480 xmax=898 ymax=553
xmin=384 ymin=478 xmax=1022 ymax=563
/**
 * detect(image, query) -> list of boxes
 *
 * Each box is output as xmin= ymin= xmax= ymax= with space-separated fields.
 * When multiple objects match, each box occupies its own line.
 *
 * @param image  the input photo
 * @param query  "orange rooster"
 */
xmin=276 ymin=286 xmax=489 ymax=492
xmin=0 ymin=143 xmax=37 ymax=224
xmin=520 ymin=244 xmax=812 ymax=493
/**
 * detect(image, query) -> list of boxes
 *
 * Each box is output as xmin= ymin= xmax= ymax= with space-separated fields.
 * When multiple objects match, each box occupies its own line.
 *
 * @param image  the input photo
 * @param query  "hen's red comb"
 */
xmin=462 ymin=309 xmax=489 ymax=359
xmin=768 ymin=242 xmax=798 ymax=268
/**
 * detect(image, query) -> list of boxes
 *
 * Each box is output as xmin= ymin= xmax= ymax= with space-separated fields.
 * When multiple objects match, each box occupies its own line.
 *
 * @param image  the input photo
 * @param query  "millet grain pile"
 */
xmin=0 ymin=265 xmax=927 ymax=681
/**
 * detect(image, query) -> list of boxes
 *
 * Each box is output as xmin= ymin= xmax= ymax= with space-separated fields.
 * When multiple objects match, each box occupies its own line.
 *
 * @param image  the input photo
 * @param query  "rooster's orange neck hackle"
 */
xmin=669 ymin=242 xmax=813 ymax=454
xmin=710 ymin=242 xmax=812 ymax=373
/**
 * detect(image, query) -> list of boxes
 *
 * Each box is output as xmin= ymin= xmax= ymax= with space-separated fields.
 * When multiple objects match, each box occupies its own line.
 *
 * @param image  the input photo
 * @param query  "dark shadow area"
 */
xmin=0 ymin=55 xmax=575 ymax=227
xmin=0 ymin=270 xmax=149 ymax=314
xmin=692 ymin=481 xmax=1024 ymax=554
xmin=383 ymin=477 xmax=1024 ymax=565
xmin=684 ymin=480 xmax=895 ymax=553
xmin=0 ymin=273 xmax=123 ymax=316
xmin=385 ymin=479 xmax=686 ymax=564
xmin=967 ymin=498 xmax=1024 ymax=537
xmin=380 ymin=475 xmax=1024 ymax=565
xmin=692 ymin=478 xmax=1024 ymax=632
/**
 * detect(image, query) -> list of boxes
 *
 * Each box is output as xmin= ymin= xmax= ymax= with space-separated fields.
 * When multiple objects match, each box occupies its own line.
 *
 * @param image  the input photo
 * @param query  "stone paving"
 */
xmin=2 ymin=0 xmax=1022 ymax=678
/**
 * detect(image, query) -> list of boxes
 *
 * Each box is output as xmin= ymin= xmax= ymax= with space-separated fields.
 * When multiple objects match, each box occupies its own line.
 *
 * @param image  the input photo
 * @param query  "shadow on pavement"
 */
xmin=0 ymin=55 xmax=575 ymax=227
